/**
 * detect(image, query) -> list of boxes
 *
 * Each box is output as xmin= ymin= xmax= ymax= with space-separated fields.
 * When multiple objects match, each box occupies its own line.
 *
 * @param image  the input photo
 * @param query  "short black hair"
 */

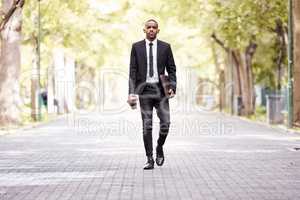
xmin=145 ymin=19 xmax=158 ymax=26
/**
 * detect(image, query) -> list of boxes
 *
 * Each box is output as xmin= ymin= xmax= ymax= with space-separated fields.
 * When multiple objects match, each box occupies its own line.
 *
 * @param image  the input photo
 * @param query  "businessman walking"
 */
xmin=128 ymin=19 xmax=177 ymax=170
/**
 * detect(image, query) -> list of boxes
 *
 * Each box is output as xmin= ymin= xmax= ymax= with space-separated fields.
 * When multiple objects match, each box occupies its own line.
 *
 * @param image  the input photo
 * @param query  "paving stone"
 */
xmin=0 ymin=111 xmax=299 ymax=200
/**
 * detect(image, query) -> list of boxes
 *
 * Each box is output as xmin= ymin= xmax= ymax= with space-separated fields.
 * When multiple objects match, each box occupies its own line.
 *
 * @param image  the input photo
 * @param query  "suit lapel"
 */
xmin=141 ymin=40 xmax=147 ymax=65
xmin=138 ymin=40 xmax=147 ymax=80
xmin=157 ymin=40 xmax=162 ymax=67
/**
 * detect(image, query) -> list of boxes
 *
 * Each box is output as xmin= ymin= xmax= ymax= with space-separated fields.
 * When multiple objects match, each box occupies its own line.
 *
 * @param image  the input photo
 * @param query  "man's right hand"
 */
xmin=128 ymin=94 xmax=137 ymax=101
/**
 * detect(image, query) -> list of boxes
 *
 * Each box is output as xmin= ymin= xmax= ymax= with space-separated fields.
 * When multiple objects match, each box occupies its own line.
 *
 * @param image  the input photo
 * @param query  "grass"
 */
xmin=0 ymin=105 xmax=52 ymax=131
xmin=246 ymin=106 xmax=267 ymax=122
xmin=20 ymin=105 xmax=50 ymax=125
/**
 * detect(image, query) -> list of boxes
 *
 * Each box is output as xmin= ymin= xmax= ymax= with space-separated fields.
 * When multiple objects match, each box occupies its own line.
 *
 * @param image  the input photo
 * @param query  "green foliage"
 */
xmin=246 ymin=105 xmax=267 ymax=121
xmin=22 ymin=0 xmax=131 ymax=68
xmin=20 ymin=0 xmax=288 ymax=90
xmin=160 ymin=0 xmax=288 ymax=89
xmin=205 ymin=0 xmax=287 ymax=48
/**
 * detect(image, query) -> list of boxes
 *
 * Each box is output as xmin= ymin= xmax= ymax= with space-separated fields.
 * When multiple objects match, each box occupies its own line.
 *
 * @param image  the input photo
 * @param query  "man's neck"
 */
xmin=146 ymin=38 xmax=157 ymax=43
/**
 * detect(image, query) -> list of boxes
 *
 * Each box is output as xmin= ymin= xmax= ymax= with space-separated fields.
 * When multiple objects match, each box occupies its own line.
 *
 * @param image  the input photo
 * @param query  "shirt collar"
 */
xmin=145 ymin=38 xmax=157 ymax=46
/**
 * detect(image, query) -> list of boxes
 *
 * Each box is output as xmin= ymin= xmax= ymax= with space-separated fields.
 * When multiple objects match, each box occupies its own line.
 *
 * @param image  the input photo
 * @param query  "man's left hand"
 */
xmin=168 ymin=89 xmax=175 ymax=98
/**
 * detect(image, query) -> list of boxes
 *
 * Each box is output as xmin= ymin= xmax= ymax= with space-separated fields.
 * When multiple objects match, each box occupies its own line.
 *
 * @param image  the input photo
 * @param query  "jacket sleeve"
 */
xmin=129 ymin=44 xmax=137 ymax=94
xmin=166 ymin=44 xmax=177 ymax=93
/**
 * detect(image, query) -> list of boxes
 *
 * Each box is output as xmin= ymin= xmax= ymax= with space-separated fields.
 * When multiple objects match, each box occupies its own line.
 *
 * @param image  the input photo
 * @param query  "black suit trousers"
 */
xmin=139 ymin=83 xmax=170 ymax=157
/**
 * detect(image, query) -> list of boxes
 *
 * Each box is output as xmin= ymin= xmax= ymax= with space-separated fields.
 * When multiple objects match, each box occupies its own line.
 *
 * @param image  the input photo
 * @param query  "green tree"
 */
xmin=21 ymin=0 xmax=130 ymax=121
xmin=162 ymin=0 xmax=288 ymax=115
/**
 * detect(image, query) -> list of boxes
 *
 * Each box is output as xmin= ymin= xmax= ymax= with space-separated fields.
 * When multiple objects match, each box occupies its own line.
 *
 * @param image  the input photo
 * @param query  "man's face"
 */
xmin=143 ymin=21 xmax=159 ymax=41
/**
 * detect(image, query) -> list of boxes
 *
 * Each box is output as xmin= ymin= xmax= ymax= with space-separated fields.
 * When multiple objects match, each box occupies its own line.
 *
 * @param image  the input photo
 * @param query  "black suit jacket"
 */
xmin=128 ymin=39 xmax=177 ymax=95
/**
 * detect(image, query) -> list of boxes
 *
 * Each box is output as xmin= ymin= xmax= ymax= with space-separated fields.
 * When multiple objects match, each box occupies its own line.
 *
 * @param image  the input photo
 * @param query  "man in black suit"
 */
xmin=128 ymin=19 xmax=177 ymax=170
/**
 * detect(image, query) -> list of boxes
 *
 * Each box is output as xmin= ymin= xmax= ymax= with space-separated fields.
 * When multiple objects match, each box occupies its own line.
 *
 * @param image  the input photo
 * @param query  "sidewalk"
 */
xmin=0 ymin=111 xmax=299 ymax=200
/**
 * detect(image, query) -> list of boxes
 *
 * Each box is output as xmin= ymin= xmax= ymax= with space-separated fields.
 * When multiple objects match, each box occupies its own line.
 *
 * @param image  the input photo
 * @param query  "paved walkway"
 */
xmin=0 ymin=109 xmax=300 ymax=200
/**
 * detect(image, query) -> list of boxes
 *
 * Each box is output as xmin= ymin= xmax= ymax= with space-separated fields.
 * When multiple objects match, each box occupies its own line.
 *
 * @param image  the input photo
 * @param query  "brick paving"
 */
xmin=0 ymin=110 xmax=300 ymax=200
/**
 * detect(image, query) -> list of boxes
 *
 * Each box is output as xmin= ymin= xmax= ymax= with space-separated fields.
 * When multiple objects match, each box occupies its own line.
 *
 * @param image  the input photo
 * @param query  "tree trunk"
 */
xmin=31 ymin=35 xmax=41 ymax=121
xmin=210 ymin=41 xmax=224 ymax=111
xmin=244 ymin=42 xmax=257 ymax=115
xmin=231 ymin=50 xmax=242 ymax=97
xmin=0 ymin=0 xmax=24 ymax=126
xmin=229 ymin=46 xmax=257 ymax=116
xmin=274 ymin=18 xmax=287 ymax=91
xmin=293 ymin=0 xmax=300 ymax=124
xmin=211 ymin=33 xmax=257 ymax=116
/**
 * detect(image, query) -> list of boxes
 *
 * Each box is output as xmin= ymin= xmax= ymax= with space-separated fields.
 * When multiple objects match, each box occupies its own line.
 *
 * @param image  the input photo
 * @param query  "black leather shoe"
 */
xmin=156 ymin=146 xmax=164 ymax=166
xmin=143 ymin=157 xmax=154 ymax=170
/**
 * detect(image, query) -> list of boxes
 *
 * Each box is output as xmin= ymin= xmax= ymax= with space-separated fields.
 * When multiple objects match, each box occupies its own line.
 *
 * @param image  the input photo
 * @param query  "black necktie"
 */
xmin=149 ymin=42 xmax=153 ymax=77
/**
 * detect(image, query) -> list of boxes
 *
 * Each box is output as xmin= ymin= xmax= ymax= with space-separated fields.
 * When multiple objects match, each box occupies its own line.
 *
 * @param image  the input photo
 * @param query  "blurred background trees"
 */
xmin=164 ymin=0 xmax=288 ymax=116
xmin=0 ymin=0 xmax=292 ymax=126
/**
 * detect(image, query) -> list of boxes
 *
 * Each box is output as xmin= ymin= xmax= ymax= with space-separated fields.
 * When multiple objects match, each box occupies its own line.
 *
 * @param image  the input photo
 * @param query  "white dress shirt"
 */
xmin=145 ymin=38 xmax=159 ymax=83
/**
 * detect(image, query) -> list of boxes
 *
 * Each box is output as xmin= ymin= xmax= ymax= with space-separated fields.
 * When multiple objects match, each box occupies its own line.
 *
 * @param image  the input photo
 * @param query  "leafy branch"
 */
xmin=0 ymin=0 xmax=25 ymax=31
